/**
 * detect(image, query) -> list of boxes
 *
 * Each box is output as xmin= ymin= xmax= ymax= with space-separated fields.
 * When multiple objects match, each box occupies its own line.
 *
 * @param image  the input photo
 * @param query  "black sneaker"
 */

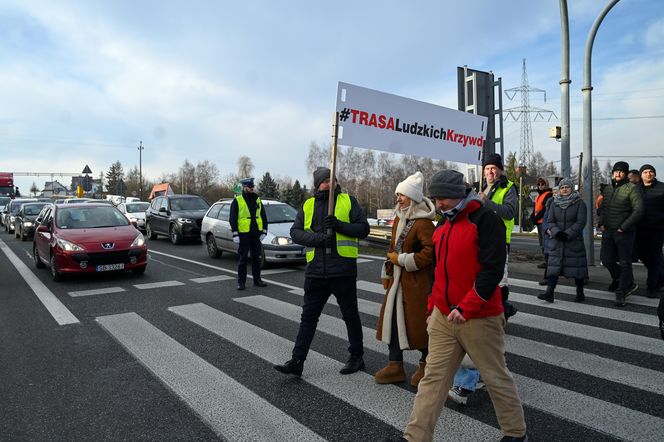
xmin=237 ymin=282 xmax=246 ymax=291
xmin=615 ymin=293 xmax=626 ymax=307
xmin=607 ymin=280 xmax=619 ymax=292
xmin=503 ymin=302 xmax=518 ymax=320
xmin=448 ymin=386 xmax=472 ymax=405
xmin=538 ymin=279 xmax=547 ymax=286
xmin=274 ymin=358 xmax=304 ymax=376
xmin=537 ymin=262 xmax=547 ymax=269
xmin=537 ymin=292 xmax=554 ymax=303
xmin=646 ymin=289 xmax=658 ymax=299
xmin=500 ymin=436 xmax=529 ymax=442
xmin=339 ymin=357 xmax=365 ymax=375
xmin=253 ymin=280 xmax=268 ymax=287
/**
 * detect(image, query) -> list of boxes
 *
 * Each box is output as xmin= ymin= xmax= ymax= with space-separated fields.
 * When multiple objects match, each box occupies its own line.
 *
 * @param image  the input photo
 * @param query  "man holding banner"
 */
xmin=274 ymin=167 xmax=369 ymax=377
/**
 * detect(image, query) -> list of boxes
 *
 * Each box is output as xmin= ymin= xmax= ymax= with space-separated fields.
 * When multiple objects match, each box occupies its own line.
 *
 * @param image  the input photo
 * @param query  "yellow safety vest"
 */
xmin=303 ymin=193 xmax=358 ymax=261
xmin=490 ymin=180 xmax=515 ymax=244
xmin=236 ymin=195 xmax=263 ymax=233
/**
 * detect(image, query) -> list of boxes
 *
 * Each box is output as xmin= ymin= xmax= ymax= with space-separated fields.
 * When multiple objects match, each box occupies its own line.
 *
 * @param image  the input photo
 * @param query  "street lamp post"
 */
xmin=138 ymin=141 xmax=144 ymax=201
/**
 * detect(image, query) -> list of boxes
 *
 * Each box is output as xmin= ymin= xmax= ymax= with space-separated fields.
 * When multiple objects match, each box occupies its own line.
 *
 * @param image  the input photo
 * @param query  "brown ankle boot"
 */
xmin=374 ymin=361 xmax=406 ymax=384
xmin=410 ymin=360 xmax=426 ymax=387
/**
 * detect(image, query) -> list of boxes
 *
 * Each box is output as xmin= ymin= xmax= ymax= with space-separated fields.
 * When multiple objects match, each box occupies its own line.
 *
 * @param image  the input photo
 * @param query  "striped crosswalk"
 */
xmin=94 ymin=269 xmax=664 ymax=441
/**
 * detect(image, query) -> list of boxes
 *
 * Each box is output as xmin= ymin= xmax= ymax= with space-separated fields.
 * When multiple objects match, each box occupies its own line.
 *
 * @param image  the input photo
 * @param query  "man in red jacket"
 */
xmin=400 ymin=169 xmax=527 ymax=442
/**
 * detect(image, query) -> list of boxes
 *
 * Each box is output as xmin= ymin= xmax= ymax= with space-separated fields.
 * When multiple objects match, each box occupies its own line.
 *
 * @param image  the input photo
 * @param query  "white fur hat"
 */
xmin=395 ymin=171 xmax=424 ymax=203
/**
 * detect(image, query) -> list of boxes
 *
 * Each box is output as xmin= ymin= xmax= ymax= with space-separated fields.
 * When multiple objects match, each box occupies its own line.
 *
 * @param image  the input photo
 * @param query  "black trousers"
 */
xmin=292 ymin=276 xmax=364 ymax=361
xmin=600 ymin=230 xmax=636 ymax=293
xmin=237 ymin=234 xmax=262 ymax=284
xmin=636 ymin=229 xmax=664 ymax=291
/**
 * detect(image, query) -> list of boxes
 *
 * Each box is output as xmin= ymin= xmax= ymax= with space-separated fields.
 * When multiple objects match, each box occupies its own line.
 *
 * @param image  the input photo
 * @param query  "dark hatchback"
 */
xmin=145 ymin=194 xmax=210 ymax=244
xmin=15 ymin=202 xmax=51 ymax=241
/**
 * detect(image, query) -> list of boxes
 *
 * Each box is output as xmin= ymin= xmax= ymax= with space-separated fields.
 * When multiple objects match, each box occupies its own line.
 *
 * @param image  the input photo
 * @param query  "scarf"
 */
xmin=554 ymin=190 xmax=580 ymax=210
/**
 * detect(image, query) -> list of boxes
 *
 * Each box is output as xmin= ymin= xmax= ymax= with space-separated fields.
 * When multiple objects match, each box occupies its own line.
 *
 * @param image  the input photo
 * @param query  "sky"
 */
xmin=1 ymin=0 xmax=664 ymax=194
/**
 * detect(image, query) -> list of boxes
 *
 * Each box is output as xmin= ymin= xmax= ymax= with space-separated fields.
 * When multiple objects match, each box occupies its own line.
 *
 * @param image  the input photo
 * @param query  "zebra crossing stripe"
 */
xmin=96 ymin=312 xmax=325 ymax=442
xmin=509 ymin=278 xmax=659 ymax=307
xmin=237 ymin=295 xmax=664 ymax=442
xmin=509 ymin=291 xmax=657 ymax=326
xmin=238 ymin=295 xmax=664 ymax=395
xmin=169 ymin=303 xmax=502 ymax=442
xmin=189 ymin=275 xmax=233 ymax=283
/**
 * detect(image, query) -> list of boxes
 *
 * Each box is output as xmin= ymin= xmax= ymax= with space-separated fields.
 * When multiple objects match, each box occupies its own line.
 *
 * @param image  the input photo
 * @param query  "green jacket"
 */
xmin=598 ymin=179 xmax=643 ymax=232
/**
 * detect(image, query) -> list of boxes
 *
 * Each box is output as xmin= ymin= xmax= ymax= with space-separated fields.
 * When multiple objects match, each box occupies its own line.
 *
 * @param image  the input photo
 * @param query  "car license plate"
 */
xmin=96 ymin=263 xmax=125 ymax=272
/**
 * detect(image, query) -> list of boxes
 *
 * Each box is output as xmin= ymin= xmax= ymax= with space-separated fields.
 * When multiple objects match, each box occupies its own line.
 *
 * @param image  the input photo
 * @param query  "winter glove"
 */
xmin=324 ymin=215 xmax=338 ymax=229
xmin=232 ymin=233 xmax=240 ymax=244
xmin=554 ymin=231 xmax=568 ymax=241
xmin=387 ymin=251 xmax=400 ymax=266
xmin=259 ymin=231 xmax=267 ymax=242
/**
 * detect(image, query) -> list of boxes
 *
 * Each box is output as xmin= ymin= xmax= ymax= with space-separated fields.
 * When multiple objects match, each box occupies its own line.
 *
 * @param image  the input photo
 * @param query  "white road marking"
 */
xmin=69 ymin=287 xmax=126 ymax=297
xmin=189 ymin=275 xmax=233 ymax=284
xmin=97 ymin=312 xmax=323 ymax=441
xmin=0 ymin=238 xmax=79 ymax=325
xmin=134 ymin=281 xmax=185 ymax=290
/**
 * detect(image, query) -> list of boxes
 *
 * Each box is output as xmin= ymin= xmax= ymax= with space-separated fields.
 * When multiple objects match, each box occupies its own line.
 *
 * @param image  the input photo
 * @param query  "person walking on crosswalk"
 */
xmin=399 ymin=169 xmax=527 ymax=442
xmin=274 ymin=167 xmax=369 ymax=377
xmin=537 ymin=178 xmax=588 ymax=303
xmin=375 ymin=172 xmax=435 ymax=387
xmin=230 ymin=177 xmax=268 ymax=290
xmin=598 ymin=161 xmax=644 ymax=306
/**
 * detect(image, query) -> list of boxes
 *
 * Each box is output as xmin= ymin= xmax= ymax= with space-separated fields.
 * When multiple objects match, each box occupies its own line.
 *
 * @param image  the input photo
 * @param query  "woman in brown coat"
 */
xmin=376 ymin=171 xmax=435 ymax=386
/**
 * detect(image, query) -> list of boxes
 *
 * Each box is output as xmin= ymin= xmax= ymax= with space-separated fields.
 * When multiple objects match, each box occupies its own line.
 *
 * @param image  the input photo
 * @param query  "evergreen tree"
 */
xmin=105 ymin=161 xmax=125 ymax=194
xmin=258 ymin=172 xmax=279 ymax=199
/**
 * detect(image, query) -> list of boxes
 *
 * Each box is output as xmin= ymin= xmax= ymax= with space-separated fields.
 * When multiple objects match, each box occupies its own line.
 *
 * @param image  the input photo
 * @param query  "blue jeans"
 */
xmin=453 ymin=366 xmax=481 ymax=391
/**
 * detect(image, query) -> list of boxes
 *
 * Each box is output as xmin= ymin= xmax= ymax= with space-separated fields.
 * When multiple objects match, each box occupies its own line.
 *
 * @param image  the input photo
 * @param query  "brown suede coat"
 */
xmin=376 ymin=215 xmax=435 ymax=350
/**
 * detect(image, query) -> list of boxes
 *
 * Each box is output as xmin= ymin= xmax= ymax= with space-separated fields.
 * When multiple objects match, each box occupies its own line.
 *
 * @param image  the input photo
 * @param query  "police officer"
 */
xmin=274 ymin=167 xmax=369 ymax=377
xmin=229 ymin=177 xmax=268 ymax=290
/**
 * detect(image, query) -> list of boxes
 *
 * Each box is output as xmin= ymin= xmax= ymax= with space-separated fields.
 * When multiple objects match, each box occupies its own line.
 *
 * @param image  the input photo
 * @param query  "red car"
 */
xmin=33 ymin=203 xmax=148 ymax=281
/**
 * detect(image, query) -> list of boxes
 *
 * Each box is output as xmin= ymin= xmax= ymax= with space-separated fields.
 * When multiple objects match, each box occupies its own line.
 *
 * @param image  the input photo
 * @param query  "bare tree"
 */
xmin=179 ymin=159 xmax=196 ymax=194
xmin=195 ymin=160 xmax=219 ymax=195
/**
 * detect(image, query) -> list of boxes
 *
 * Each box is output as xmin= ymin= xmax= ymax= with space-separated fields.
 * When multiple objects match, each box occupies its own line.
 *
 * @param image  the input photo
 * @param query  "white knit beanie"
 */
xmin=395 ymin=171 xmax=424 ymax=203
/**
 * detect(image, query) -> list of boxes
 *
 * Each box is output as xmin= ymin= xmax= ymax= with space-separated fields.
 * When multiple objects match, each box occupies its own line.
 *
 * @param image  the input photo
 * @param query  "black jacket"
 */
xmin=598 ymin=178 xmax=643 ymax=232
xmin=290 ymin=188 xmax=369 ymax=278
xmin=637 ymin=179 xmax=664 ymax=231
xmin=229 ymin=192 xmax=268 ymax=235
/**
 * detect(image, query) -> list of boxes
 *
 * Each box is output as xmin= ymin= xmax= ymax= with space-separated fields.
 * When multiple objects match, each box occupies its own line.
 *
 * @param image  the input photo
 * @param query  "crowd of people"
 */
xmin=236 ymin=154 xmax=664 ymax=442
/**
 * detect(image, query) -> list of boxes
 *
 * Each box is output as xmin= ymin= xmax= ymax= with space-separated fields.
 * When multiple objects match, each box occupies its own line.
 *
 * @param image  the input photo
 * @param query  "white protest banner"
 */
xmin=336 ymin=82 xmax=487 ymax=165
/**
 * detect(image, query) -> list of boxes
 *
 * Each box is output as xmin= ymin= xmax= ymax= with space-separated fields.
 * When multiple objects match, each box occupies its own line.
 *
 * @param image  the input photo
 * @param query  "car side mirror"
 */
xmin=159 ymin=207 xmax=167 ymax=213
xmin=37 ymin=224 xmax=50 ymax=233
xmin=36 ymin=217 xmax=42 ymax=223
xmin=131 ymin=220 xmax=138 ymax=228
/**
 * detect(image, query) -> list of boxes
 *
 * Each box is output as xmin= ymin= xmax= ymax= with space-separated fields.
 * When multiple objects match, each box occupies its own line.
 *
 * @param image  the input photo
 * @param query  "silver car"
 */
xmin=117 ymin=201 xmax=150 ymax=231
xmin=201 ymin=199 xmax=306 ymax=265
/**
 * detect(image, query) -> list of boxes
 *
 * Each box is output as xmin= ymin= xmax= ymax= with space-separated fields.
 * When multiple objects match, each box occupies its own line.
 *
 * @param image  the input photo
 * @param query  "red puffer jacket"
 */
xmin=428 ymin=199 xmax=506 ymax=320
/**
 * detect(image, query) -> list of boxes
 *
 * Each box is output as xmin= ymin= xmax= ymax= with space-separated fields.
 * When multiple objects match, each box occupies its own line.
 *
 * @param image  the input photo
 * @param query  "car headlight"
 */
xmin=56 ymin=238 xmax=84 ymax=251
xmin=23 ymin=221 xmax=33 ymax=227
xmin=131 ymin=233 xmax=146 ymax=247
xmin=271 ymin=236 xmax=292 ymax=245
xmin=10 ymin=216 xmax=15 ymax=222
xmin=129 ymin=217 xmax=138 ymax=222
xmin=177 ymin=218 xmax=193 ymax=224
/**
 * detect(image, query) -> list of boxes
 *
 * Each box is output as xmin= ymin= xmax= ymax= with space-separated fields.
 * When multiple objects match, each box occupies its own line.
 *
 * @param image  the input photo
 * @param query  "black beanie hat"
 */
xmin=612 ymin=161 xmax=629 ymax=174
xmin=428 ymin=170 xmax=466 ymax=199
xmin=313 ymin=167 xmax=336 ymax=190
xmin=639 ymin=164 xmax=656 ymax=175
xmin=483 ymin=153 xmax=504 ymax=170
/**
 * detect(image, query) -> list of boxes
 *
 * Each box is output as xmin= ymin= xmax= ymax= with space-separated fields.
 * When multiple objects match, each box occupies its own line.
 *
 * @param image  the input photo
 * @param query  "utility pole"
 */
xmin=582 ymin=0 xmax=621 ymax=266
xmin=559 ymin=0 xmax=571 ymax=178
xmin=138 ymin=140 xmax=144 ymax=201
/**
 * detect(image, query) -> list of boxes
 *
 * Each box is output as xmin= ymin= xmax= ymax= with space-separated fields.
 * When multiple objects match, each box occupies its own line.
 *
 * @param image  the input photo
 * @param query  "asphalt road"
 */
xmin=1 ymin=231 xmax=662 ymax=441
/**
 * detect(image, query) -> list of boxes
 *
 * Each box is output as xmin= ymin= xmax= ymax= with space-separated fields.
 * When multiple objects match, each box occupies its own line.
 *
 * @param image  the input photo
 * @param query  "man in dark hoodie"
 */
xmin=598 ymin=161 xmax=644 ymax=306
xmin=229 ymin=177 xmax=268 ymax=290
xmin=636 ymin=164 xmax=664 ymax=298
xmin=274 ymin=167 xmax=369 ymax=377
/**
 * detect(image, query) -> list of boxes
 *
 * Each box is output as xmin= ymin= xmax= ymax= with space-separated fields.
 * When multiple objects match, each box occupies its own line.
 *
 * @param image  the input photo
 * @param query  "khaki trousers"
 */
xmin=404 ymin=307 xmax=526 ymax=441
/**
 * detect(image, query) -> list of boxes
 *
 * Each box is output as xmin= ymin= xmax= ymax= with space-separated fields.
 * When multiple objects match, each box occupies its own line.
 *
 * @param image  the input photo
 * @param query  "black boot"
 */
xmin=339 ymin=356 xmax=365 ymax=375
xmin=274 ymin=358 xmax=304 ymax=376
xmin=538 ymin=286 xmax=554 ymax=303
xmin=574 ymin=280 xmax=585 ymax=303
